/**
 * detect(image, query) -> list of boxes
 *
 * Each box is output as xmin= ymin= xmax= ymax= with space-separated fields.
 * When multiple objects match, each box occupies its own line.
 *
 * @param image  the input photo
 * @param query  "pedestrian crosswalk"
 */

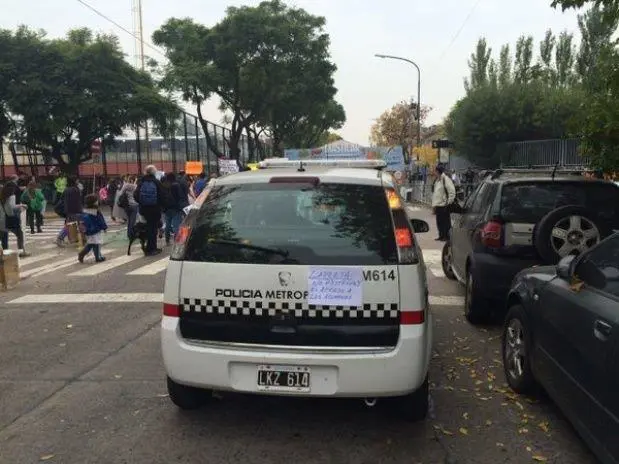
xmin=13 ymin=245 xmax=447 ymax=282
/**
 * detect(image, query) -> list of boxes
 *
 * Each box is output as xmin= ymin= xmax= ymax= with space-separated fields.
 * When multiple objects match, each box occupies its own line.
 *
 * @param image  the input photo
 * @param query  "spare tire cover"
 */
xmin=533 ymin=205 xmax=610 ymax=264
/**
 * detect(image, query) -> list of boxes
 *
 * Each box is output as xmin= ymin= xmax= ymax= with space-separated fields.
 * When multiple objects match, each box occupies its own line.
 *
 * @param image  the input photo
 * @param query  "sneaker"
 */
xmin=18 ymin=251 xmax=31 ymax=258
xmin=56 ymin=238 xmax=65 ymax=248
xmin=78 ymin=254 xmax=85 ymax=264
xmin=95 ymin=257 xmax=106 ymax=263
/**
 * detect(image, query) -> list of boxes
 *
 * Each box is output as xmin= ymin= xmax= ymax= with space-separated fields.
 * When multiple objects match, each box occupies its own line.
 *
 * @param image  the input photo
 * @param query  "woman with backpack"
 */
xmin=133 ymin=165 xmax=165 ymax=256
xmin=116 ymin=175 xmax=138 ymax=240
xmin=0 ymin=177 xmax=29 ymax=257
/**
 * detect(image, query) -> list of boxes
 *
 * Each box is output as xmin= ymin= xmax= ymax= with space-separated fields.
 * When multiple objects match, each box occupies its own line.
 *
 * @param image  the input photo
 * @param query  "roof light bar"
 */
xmin=258 ymin=159 xmax=387 ymax=169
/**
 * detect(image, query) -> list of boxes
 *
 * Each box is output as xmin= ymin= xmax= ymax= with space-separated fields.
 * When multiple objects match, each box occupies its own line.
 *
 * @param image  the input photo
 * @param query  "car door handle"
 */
xmin=594 ymin=320 xmax=612 ymax=341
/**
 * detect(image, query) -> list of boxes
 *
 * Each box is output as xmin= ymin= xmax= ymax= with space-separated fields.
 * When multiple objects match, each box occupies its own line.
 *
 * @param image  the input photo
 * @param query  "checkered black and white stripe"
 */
xmin=180 ymin=298 xmax=399 ymax=320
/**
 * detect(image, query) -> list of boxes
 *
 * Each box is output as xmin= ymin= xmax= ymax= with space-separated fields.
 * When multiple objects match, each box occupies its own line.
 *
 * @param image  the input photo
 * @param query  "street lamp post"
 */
xmin=375 ymin=54 xmax=422 ymax=160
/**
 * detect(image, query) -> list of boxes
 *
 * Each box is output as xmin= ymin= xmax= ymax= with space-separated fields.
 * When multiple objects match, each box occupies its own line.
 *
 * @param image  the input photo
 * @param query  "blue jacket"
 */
xmin=80 ymin=209 xmax=108 ymax=236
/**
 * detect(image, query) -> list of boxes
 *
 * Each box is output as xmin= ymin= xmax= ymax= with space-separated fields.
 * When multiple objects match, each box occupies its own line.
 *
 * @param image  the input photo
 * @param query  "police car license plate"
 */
xmin=256 ymin=365 xmax=311 ymax=392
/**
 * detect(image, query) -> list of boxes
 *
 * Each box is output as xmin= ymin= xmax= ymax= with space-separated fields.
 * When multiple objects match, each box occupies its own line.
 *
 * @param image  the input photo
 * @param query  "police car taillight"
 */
xmin=384 ymin=188 xmax=417 ymax=264
xmin=400 ymin=310 xmax=425 ymax=325
xmin=163 ymin=303 xmax=180 ymax=317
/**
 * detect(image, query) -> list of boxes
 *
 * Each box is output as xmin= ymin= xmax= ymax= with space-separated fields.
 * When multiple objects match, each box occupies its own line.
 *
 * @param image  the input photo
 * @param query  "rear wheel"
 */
xmin=441 ymin=241 xmax=457 ymax=280
xmin=464 ymin=266 xmax=488 ymax=324
xmin=167 ymin=376 xmax=211 ymax=410
xmin=502 ymin=305 xmax=537 ymax=394
xmin=389 ymin=376 xmax=429 ymax=421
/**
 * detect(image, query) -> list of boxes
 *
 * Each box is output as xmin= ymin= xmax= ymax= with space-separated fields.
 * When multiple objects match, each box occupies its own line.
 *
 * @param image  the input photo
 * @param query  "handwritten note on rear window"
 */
xmin=308 ymin=267 xmax=363 ymax=307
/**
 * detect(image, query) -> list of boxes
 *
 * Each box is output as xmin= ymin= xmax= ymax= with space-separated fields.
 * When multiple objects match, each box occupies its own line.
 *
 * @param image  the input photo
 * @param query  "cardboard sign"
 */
xmin=185 ymin=161 xmax=204 ymax=175
xmin=218 ymin=159 xmax=239 ymax=176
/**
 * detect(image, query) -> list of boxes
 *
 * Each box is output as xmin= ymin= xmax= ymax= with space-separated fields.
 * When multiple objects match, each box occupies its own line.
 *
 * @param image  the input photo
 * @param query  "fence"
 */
xmin=497 ymin=138 xmax=587 ymax=168
xmin=0 ymin=111 xmax=272 ymax=181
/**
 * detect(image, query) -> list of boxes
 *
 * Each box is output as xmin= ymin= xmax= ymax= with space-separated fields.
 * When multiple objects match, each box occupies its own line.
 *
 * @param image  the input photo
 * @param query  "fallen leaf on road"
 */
xmin=532 ymin=456 xmax=548 ymax=462
xmin=538 ymin=421 xmax=550 ymax=433
xmin=462 ymin=412 xmax=469 ymax=420
xmin=40 ymin=455 xmax=55 ymax=461
xmin=515 ymin=401 xmax=525 ymax=410
xmin=58 ymin=343 xmax=66 ymax=347
xmin=475 ymin=380 xmax=484 ymax=385
xmin=526 ymin=446 xmax=532 ymax=452
xmin=519 ymin=427 xmax=529 ymax=434
xmin=496 ymin=442 xmax=505 ymax=448
xmin=114 ymin=375 xmax=122 ymax=379
xmin=459 ymin=427 xmax=468 ymax=435
xmin=66 ymin=324 xmax=73 ymax=329
xmin=485 ymin=420 xmax=493 ymax=426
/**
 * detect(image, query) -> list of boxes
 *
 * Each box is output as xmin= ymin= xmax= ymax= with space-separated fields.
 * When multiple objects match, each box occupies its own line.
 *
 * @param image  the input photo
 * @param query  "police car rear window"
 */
xmin=184 ymin=183 xmax=398 ymax=265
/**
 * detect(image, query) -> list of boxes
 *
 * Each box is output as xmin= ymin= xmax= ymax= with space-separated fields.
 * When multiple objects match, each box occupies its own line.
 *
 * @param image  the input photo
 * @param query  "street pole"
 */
xmin=374 ymin=54 xmax=422 ymax=160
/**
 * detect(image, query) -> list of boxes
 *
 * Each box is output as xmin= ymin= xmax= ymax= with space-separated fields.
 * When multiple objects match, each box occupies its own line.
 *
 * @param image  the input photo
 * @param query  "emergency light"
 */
xmin=258 ymin=159 xmax=387 ymax=169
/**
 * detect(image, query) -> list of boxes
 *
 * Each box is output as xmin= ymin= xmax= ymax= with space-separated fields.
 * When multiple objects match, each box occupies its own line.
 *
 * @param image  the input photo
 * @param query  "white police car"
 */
xmin=161 ymin=159 xmax=433 ymax=420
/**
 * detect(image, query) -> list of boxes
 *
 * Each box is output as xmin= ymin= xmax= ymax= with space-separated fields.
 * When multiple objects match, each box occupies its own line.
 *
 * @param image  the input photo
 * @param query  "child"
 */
xmin=20 ymin=181 xmax=45 ymax=234
xmin=78 ymin=194 xmax=108 ymax=263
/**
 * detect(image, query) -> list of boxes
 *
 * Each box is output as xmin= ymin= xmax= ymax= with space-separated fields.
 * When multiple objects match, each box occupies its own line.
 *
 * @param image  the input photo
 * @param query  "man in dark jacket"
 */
xmin=56 ymin=177 xmax=84 ymax=247
xmin=134 ymin=165 xmax=165 ymax=255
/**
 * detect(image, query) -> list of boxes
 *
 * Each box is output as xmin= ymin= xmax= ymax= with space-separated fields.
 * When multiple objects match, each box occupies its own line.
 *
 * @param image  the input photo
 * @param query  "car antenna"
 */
xmin=298 ymin=161 xmax=306 ymax=172
xmin=551 ymin=160 xmax=560 ymax=180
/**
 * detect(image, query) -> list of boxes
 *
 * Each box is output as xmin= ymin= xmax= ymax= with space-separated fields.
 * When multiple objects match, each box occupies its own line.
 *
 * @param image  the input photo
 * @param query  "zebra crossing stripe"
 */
xmin=68 ymin=254 xmax=142 ymax=277
xmin=20 ymin=249 xmax=121 ymax=279
xmin=126 ymin=257 xmax=169 ymax=276
xmin=18 ymin=251 xmax=64 ymax=267
xmin=6 ymin=293 xmax=464 ymax=306
xmin=422 ymin=249 xmax=445 ymax=278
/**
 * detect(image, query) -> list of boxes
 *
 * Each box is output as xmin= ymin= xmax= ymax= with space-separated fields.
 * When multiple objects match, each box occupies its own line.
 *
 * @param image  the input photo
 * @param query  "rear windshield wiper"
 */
xmin=207 ymin=239 xmax=290 ymax=258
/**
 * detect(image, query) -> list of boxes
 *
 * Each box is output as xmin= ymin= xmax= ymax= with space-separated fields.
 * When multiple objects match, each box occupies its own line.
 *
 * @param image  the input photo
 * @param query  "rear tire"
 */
xmin=441 ymin=242 xmax=457 ymax=280
xmin=167 ymin=376 xmax=210 ymax=410
xmin=389 ymin=376 xmax=429 ymax=421
xmin=464 ymin=266 xmax=488 ymax=324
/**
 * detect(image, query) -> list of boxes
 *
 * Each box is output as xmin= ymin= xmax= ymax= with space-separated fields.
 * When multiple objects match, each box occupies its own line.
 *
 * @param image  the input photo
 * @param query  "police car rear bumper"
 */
xmin=161 ymin=315 xmax=432 ymax=397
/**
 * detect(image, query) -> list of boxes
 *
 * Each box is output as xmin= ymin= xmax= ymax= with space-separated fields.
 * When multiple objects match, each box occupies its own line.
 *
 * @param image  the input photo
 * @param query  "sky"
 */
xmin=0 ymin=0 xmax=581 ymax=145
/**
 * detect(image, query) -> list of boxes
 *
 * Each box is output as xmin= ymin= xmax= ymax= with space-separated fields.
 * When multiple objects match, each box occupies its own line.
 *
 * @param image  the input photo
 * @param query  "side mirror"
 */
xmin=410 ymin=219 xmax=430 ymax=233
xmin=556 ymin=255 xmax=576 ymax=280
xmin=575 ymin=258 xmax=607 ymax=289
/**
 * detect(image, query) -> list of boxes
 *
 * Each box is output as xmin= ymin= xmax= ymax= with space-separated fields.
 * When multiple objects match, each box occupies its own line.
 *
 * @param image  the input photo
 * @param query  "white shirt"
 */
xmin=432 ymin=173 xmax=456 ymax=207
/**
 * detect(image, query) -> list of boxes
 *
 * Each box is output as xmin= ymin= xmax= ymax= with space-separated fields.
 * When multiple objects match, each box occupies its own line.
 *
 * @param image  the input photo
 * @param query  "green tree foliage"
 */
xmin=153 ymin=0 xmax=345 ymax=159
xmin=446 ymin=32 xmax=588 ymax=167
xmin=0 ymin=26 xmax=177 ymax=174
xmin=464 ymin=38 xmax=492 ymax=93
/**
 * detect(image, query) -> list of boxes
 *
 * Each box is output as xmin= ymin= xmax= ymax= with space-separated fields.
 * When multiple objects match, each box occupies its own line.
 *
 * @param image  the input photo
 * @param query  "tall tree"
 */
xmin=539 ymin=29 xmax=557 ymax=84
xmin=498 ymin=44 xmax=512 ymax=88
xmin=555 ymin=31 xmax=575 ymax=87
xmin=464 ymin=38 xmax=492 ymax=93
xmin=551 ymin=0 xmax=619 ymax=24
xmin=576 ymin=5 xmax=619 ymax=88
xmin=2 ymin=27 xmax=177 ymax=174
xmin=370 ymin=99 xmax=431 ymax=161
xmin=153 ymin=0 xmax=345 ymax=159
xmin=514 ymin=35 xmax=536 ymax=83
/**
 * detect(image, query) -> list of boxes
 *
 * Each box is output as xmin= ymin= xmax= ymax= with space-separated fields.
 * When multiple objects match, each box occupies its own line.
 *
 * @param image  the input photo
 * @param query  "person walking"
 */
xmin=77 ymin=194 xmax=107 ymax=263
xmin=192 ymin=172 xmax=208 ymax=198
xmin=54 ymin=172 xmax=67 ymax=205
xmin=107 ymin=178 xmax=120 ymax=221
xmin=21 ymin=180 xmax=45 ymax=234
xmin=117 ymin=175 xmax=138 ymax=240
xmin=161 ymin=172 xmax=183 ymax=246
xmin=56 ymin=177 xmax=83 ymax=247
xmin=0 ymin=176 xmax=29 ymax=257
xmin=431 ymin=163 xmax=456 ymax=242
xmin=134 ymin=165 xmax=165 ymax=256
xmin=176 ymin=171 xmax=191 ymax=210
xmin=112 ymin=176 xmax=128 ymax=224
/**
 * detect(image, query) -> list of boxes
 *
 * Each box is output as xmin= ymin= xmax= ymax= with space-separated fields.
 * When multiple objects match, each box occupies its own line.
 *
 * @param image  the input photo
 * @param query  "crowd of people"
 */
xmin=0 ymin=166 xmax=218 ymax=262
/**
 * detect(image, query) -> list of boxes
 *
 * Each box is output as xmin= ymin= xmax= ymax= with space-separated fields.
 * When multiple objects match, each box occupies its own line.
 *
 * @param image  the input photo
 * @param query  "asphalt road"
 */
xmin=0 ymin=207 xmax=597 ymax=464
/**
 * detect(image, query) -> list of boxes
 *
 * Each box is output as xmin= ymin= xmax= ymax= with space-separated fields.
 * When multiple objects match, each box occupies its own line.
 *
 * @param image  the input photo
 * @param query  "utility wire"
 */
xmin=438 ymin=0 xmax=483 ymax=61
xmin=75 ymin=0 xmax=166 ymax=58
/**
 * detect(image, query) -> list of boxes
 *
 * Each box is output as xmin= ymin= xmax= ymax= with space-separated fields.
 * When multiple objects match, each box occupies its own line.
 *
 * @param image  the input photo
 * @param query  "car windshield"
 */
xmin=183 ymin=182 xmax=398 ymax=265
xmin=499 ymin=181 xmax=619 ymax=224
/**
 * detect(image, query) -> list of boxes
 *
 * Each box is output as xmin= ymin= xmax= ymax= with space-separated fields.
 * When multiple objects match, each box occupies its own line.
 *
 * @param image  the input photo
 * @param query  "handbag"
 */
xmin=118 ymin=191 xmax=129 ymax=209
xmin=2 ymin=202 xmax=20 ymax=229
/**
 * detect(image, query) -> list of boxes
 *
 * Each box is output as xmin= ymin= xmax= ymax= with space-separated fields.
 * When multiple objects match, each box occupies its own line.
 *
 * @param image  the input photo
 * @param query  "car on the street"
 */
xmin=501 ymin=232 xmax=619 ymax=464
xmin=441 ymin=168 xmax=619 ymax=323
xmin=161 ymin=159 xmax=433 ymax=420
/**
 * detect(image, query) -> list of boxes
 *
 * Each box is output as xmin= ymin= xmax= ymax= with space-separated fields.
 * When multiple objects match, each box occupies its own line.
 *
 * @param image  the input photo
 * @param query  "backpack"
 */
xmin=98 ymin=186 xmax=108 ymax=202
xmin=139 ymin=180 xmax=158 ymax=206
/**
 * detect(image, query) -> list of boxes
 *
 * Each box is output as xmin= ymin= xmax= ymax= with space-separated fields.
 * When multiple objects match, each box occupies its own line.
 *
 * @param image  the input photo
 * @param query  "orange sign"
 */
xmin=185 ymin=161 xmax=203 ymax=175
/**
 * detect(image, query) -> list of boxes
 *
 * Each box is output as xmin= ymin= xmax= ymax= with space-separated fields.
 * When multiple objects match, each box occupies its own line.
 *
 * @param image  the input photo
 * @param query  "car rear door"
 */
xmin=451 ymin=184 xmax=482 ymax=278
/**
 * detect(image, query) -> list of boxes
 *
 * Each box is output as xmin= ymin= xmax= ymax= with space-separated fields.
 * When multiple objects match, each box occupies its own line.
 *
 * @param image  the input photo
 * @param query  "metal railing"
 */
xmin=498 ymin=138 xmax=588 ymax=168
